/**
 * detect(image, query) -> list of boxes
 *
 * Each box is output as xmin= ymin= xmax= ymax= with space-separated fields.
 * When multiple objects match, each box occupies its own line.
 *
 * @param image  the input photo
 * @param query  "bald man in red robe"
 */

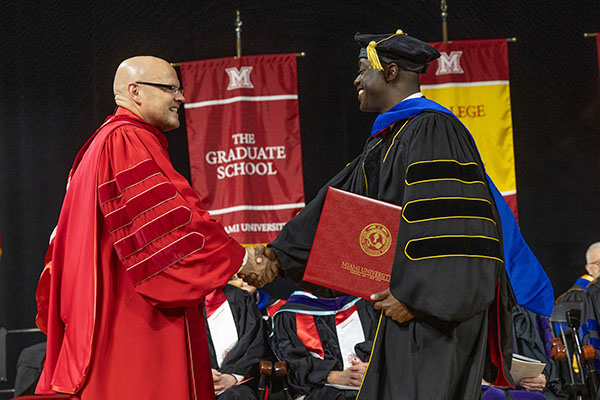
xmin=35 ymin=56 xmax=277 ymax=399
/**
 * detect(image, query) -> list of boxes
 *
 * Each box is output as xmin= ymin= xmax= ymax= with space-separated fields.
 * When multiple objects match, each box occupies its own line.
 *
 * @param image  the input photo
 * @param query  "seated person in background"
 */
xmin=556 ymin=243 xmax=600 ymax=366
xmin=229 ymin=275 xmax=271 ymax=311
xmin=482 ymin=305 xmax=561 ymax=400
xmin=13 ymin=342 xmax=46 ymax=397
xmin=204 ymin=282 xmax=273 ymax=399
xmin=581 ymin=264 xmax=600 ymax=371
xmin=229 ymin=275 xmax=294 ymax=339
xmin=271 ymin=291 xmax=378 ymax=400
xmin=555 ymin=242 xmax=600 ymax=305
xmin=512 ymin=305 xmax=562 ymax=399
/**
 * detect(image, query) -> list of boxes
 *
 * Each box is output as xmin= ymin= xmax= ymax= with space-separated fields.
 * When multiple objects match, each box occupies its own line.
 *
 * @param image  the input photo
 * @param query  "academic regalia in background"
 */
xmin=204 ymin=284 xmax=273 ymax=400
xmin=511 ymin=306 xmax=562 ymax=399
xmin=481 ymin=385 xmax=546 ymax=400
xmin=14 ymin=342 xmax=46 ymax=397
xmin=270 ymin=292 xmax=377 ymax=400
xmin=555 ymin=274 xmax=594 ymax=305
xmin=581 ymin=280 xmax=600 ymax=371
xmin=553 ymin=275 xmax=592 ymax=340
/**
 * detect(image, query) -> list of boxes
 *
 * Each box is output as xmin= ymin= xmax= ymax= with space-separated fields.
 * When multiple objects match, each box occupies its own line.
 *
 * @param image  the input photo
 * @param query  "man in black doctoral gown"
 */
xmin=259 ymin=30 xmax=516 ymax=399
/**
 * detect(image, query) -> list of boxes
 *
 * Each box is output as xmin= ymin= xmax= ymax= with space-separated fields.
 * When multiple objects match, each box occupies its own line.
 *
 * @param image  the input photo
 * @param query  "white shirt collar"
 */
xmin=401 ymin=92 xmax=424 ymax=102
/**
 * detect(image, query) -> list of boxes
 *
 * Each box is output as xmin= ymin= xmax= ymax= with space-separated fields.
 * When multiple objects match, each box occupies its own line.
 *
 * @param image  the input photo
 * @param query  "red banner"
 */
xmin=180 ymin=54 xmax=304 ymax=244
xmin=420 ymin=39 xmax=519 ymax=220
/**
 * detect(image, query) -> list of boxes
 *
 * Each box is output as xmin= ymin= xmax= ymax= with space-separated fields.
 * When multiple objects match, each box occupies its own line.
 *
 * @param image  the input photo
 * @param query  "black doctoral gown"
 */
xmin=270 ymin=109 xmax=515 ymax=400
xmin=204 ymin=284 xmax=272 ymax=400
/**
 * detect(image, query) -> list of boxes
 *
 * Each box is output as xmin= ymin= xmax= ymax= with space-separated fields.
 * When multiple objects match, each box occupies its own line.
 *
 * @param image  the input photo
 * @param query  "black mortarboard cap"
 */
xmin=355 ymin=30 xmax=440 ymax=74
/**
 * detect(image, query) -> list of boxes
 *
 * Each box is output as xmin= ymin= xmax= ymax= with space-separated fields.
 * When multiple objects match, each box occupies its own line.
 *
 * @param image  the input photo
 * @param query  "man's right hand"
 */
xmin=254 ymin=244 xmax=281 ymax=268
xmin=326 ymin=359 xmax=368 ymax=387
xmin=238 ymin=246 xmax=279 ymax=288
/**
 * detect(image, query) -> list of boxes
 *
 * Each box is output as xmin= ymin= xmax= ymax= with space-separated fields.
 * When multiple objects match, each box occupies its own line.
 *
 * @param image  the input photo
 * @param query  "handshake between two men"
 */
xmin=236 ymin=244 xmax=414 ymax=324
xmin=237 ymin=244 xmax=280 ymax=288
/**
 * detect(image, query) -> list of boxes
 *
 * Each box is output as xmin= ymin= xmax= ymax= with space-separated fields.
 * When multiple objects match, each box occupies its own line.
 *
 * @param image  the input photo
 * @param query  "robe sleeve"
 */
xmin=389 ymin=112 xmax=502 ymax=323
xmin=97 ymin=126 xmax=245 ymax=308
xmin=272 ymin=312 xmax=338 ymax=394
xmin=218 ymin=286 xmax=272 ymax=378
xmin=269 ymin=156 xmax=362 ymax=283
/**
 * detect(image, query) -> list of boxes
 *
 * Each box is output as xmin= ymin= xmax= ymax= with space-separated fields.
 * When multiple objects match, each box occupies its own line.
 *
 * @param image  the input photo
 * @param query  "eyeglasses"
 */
xmin=588 ymin=260 xmax=600 ymax=267
xmin=135 ymin=81 xmax=184 ymax=96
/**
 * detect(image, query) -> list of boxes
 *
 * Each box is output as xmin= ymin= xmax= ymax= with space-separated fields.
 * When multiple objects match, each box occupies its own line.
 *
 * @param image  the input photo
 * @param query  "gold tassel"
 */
xmin=367 ymin=29 xmax=408 ymax=71
xmin=367 ymin=41 xmax=383 ymax=71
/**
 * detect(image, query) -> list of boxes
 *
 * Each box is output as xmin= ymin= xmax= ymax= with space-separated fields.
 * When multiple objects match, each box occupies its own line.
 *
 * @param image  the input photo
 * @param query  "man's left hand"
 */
xmin=371 ymin=289 xmax=414 ymax=323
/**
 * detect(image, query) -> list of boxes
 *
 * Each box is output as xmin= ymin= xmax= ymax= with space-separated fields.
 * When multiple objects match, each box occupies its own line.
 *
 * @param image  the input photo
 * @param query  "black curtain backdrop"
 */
xmin=1 ymin=0 xmax=599 ymax=335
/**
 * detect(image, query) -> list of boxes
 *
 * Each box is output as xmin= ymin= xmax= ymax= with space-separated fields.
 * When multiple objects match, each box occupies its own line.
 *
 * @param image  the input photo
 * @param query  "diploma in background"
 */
xmin=510 ymin=354 xmax=546 ymax=383
xmin=303 ymin=188 xmax=403 ymax=299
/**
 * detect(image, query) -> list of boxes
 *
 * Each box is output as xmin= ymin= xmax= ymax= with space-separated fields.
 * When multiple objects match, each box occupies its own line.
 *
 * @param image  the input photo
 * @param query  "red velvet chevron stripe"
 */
xmin=105 ymin=182 xmax=177 ymax=233
xmin=127 ymin=232 xmax=206 ymax=285
xmin=98 ymin=159 xmax=162 ymax=205
xmin=113 ymin=206 xmax=193 ymax=260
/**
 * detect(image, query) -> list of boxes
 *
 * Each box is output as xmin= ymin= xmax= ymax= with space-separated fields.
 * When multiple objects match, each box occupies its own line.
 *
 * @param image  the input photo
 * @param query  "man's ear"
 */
xmin=384 ymin=63 xmax=399 ymax=82
xmin=128 ymin=83 xmax=143 ymax=105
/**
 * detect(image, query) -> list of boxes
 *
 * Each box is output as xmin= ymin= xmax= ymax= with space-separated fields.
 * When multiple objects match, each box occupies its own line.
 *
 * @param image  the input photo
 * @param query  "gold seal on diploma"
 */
xmin=359 ymin=223 xmax=392 ymax=257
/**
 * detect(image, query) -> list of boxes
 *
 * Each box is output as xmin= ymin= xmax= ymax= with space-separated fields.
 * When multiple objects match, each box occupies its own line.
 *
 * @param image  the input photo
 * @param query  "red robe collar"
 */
xmin=71 ymin=107 xmax=167 ymax=174
xmin=112 ymin=107 xmax=168 ymax=148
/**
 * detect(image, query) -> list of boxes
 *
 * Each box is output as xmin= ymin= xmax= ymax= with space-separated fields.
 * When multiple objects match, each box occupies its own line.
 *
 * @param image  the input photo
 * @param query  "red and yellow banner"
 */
xmin=421 ymin=39 xmax=519 ymax=220
xmin=180 ymin=54 xmax=305 ymax=244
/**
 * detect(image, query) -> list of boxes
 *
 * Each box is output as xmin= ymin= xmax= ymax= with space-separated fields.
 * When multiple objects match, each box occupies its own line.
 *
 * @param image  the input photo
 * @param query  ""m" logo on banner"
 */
xmin=435 ymin=51 xmax=465 ymax=75
xmin=225 ymin=66 xmax=255 ymax=90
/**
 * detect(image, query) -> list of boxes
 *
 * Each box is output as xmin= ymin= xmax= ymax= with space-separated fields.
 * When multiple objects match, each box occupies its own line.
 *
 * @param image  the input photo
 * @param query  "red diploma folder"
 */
xmin=303 ymin=187 xmax=403 ymax=299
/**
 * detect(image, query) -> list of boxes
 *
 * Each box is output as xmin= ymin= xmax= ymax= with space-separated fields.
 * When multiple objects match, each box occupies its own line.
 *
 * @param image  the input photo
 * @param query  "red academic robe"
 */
xmin=35 ymin=107 xmax=245 ymax=399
